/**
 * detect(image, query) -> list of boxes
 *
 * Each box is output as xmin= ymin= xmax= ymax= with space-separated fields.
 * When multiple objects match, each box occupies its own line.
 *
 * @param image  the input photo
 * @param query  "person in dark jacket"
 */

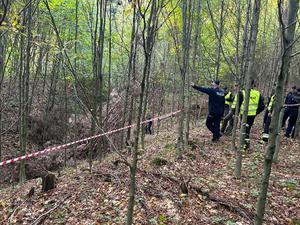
xmin=282 ymin=86 xmax=297 ymax=126
xmin=284 ymin=87 xmax=300 ymax=138
xmin=145 ymin=114 xmax=153 ymax=135
xmin=191 ymin=80 xmax=225 ymax=142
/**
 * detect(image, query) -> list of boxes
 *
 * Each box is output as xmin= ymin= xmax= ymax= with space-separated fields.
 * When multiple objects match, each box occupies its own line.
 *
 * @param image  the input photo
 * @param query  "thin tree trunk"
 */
xmin=236 ymin=0 xmax=262 ymax=179
xmin=185 ymin=0 xmax=201 ymax=146
xmin=230 ymin=0 xmax=242 ymax=152
xmin=215 ymin=0 xmax=225 ymax=80
xmin=74 ymin=0 xmax=79 ymax=124
xmin=177 ymin=0 xmax=192 ymax=158
xmin=240 ymin=0 xmax=252 ymax=86
xmin=127 ymin=1 xmax=162 ymax=223
xmin=123 ymin=5 xmax=138 ymax=144
xmin=0 ymin=14 xmax=4 ymax=161
xmin=126 ymin=17 xmax=139 ymax=142
xmin=106 ymin=1 xmax=112 ymax=120
xmin=255 ymin=1 xmax=299 ymax=223
xmin=19 ymin=0 xmax=32 ymax=183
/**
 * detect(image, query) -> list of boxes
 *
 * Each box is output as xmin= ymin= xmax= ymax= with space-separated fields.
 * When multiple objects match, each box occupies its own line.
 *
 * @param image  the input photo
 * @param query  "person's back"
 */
xmin=288 ymin=91 xmax=300 ymax=110
xmin=207 ymin=87 xmax=225 ymax=116
xmin=191 ymin=80 xmax=225 ymax=142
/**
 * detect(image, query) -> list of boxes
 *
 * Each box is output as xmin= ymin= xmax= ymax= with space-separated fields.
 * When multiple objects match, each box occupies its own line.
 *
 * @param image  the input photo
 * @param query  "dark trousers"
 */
xmin=263 ymin=115 xmax=271 ymax=134
xmin=221 ymin=105 xmax=231 ymax=133
xmin=263 ymin=110 xmax=269 ymax=128
xmin=145 ymin=122 xmax=152 ymax=134
xmin=285 ymin=110 xmax=298 ymax=137
xmin=262 ymin=114 xmax=272 ymax=142
xmin=206 ymin=113 xmax=222 ymax=139
xmin=245 ymin=116 xmax=255 ymax=139
xmin=241 ymin=115 xmax=256 ymax=149
xmin=282 ymin=108 xmax=290 ymax=128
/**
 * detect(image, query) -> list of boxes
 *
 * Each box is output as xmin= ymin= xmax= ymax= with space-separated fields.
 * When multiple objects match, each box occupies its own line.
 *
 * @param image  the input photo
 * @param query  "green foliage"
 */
xmin=186 ymin=153 xmax=196 ymax=160
xmin=164 ymin=143 xmax=175 ymax=150
xmin=159 ymin=214 xmax=167 ymax=223
xmin=279 ymin=178 xmax=298 ymax=191
xmin=150 ymin=157 xmax=168 ymax=166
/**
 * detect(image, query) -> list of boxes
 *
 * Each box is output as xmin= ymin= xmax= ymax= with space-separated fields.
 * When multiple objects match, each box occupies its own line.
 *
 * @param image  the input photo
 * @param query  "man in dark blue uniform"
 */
xmin=282 ymin=86 xmax=297 ymax=129
xmin=284 ymin=87 xmax=300 ymax=138
xmin=191 ymin=80 xmax=225 ymax=142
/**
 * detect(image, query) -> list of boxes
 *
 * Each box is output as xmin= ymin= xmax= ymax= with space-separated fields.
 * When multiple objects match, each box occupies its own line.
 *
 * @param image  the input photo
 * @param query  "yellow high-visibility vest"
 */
xmin=225 ymin=91 xmax=232 ymax=106
xmin=268 ymin=95 xmax=275 ymax=111
xmin=240 ymin=89 xmax=260 ymax=116
xmin=231 ymin=94 xmax=238 ymax=109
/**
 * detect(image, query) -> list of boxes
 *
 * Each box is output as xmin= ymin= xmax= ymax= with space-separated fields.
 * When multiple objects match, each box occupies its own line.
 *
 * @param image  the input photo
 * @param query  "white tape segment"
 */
xmin=0 ymin=110 xmax=181 ymax=167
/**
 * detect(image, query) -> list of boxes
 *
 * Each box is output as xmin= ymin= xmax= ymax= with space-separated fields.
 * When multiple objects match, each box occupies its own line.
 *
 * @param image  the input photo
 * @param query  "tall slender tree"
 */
xmin=126 ymin=1 xmax=164 ymax=223
xmin=255 ymin=1 xmax=299 ymax=224
xmin=176 ymin=0 xmax=192 ymax=158
xmin=236 ymin=0 xmax=262 ymax=179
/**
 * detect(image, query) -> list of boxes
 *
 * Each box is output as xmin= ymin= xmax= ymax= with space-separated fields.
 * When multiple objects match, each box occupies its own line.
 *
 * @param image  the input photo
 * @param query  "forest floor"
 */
xmin=0 ymin=119 xmax=299 ymax=225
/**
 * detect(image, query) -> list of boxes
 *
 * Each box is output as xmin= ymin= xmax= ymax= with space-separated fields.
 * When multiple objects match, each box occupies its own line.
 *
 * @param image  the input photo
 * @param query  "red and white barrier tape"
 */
xmin=0 ymin=110 xmax=181 ymax=167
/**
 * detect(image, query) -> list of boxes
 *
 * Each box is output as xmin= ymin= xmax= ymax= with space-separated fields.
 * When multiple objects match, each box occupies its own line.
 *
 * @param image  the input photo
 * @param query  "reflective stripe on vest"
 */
xmin=268 ymin=95 xmax=275 ymax=111
xmin=225 ymin=92 xmax=232 ymax=106
xmin=262 ymin=133 xmax=269 ymax=139
xmin=231 ymin=94 xmax=238 ymax=109
xmin=240 ymin=89 xmax=260 ymax=116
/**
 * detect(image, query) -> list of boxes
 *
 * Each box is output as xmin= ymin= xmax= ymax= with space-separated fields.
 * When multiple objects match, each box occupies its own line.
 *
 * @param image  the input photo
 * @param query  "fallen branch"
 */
xmin=140 ymin=170 xmax=254 ymax=221
xmin=30 ymin=195 xmax=71 ymax=225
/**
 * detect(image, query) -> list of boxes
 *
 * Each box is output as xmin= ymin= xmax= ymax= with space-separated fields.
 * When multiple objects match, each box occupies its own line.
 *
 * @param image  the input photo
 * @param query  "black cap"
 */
xmin=213 ymin=80 xmax=220 ymax=85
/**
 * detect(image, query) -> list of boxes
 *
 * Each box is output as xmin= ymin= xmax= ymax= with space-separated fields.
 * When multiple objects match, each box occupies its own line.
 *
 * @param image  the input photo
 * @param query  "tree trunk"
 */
xmin=106 ymin=1 xmax=112 ymax=120
xmin=122 ymin=4 xmax=137 ymax=145
xmin=19 ymin=0 xmax=32 ymax=183
xmin=0 ymin=14 xmax=4 ymax=161
xmin=185 ymin=0 xmax=201 ymax=146
xmin=230 ymin=0 xmax=242 ymax=152
xmin=255 ymin=1 xmax=299 ymax=224
xmin=236 ymin=0 xmax=262 ymax=179
xmin=177 ymin=0 xmax=192 ymax=158
xmin=126 ymin=1 xmax=161 ymax=223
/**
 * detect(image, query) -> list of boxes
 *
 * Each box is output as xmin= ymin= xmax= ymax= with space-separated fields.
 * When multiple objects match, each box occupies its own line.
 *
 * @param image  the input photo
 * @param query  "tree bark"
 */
xmin=0 ymin=2 xmax=4 ymax=160
xmin=255 ymin=1 xmax=299 ymax=224
xmin=176 ymin=0 xmax=192 ymax=158
xmin=185 ymin=0 xmax=201 ymax=146
xmin=236 ymin=0 xmax=262 ymax=179
xmin=126 ymin=1 xmax=162 ymax=223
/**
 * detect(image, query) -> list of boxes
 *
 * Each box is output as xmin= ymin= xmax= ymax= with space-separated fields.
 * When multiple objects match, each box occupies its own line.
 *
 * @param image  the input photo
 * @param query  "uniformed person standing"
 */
xmin=145 ymin=114 xmax=153 ymax=135
xmin=262 ymin=94 xmax=275 ymax=142
xmin=222 ymin=83 xmax=240 ymax=134
xmin=284 ymin=87 xmax=300 ymax=138
xmin=282 ymin=86 xmax=297 ymax=128
xmin=221 ymin=86 xmax=234 ymax=133
xmin=191 ymin=80 xmax=225 ymax=142
xmin=238 ymin=81 xmax=265 ymax=149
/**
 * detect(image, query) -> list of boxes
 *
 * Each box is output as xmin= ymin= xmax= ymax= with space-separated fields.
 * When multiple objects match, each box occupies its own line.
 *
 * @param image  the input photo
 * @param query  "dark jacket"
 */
xmin=192 ymin=85 xmax=225 ymax=116
xmin=285 ymin=92 xmax=300 ymax=111
xmin=237 ymin=89 xmax=265 ymax=115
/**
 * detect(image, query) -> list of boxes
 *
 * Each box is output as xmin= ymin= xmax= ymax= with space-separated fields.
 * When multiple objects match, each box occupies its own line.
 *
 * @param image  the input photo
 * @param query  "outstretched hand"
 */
xmin=190 ymin=82 xmax=195 ymax=87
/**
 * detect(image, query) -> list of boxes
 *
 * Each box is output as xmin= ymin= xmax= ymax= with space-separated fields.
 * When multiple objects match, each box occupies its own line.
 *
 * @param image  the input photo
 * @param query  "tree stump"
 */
xmin=42 ymin=173 xmax=56 ymax=192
